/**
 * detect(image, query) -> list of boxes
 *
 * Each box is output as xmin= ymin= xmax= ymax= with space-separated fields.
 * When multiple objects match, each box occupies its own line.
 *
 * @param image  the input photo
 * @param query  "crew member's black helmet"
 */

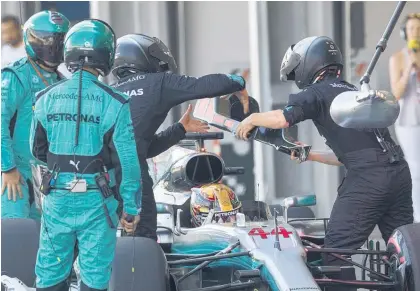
xmin=112 ymin=33 xmax=177 ymax=79
xmin=280 ymin=36 xmax=343 ymax=89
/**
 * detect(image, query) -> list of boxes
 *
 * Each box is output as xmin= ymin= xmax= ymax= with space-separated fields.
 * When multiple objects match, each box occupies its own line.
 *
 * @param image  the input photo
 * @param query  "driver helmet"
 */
xmin=190 ymin=184 xmax=242 ymax=227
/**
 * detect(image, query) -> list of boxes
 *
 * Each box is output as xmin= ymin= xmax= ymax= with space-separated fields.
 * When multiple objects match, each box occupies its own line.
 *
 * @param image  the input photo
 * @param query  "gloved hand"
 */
xmin=120 ymin=212 xmax=140 ymax=234
xmin=290 ymin=141 xmax=312 ymax=164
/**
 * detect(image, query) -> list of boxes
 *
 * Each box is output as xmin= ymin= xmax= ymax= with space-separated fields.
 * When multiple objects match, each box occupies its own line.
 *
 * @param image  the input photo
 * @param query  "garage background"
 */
xmin=2 ymin=0 xmax=420 ymax=218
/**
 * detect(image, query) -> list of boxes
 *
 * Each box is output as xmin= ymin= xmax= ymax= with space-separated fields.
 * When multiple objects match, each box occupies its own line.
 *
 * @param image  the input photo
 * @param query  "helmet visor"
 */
xmin=280 ymin=45 xmax=300 ymax=82
xmin=27 ymin=29 xmax=66 ymax=65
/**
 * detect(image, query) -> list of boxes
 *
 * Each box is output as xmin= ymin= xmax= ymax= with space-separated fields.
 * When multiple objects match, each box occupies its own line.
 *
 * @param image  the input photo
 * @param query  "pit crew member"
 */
xmin=1 ymin=11 xmax=70 ymax=220
xmin=110 ymin=33 xmax=249 ymax=240
xmin=235 ymin=36 xmax=413 ymax=291
xmin=30 ymin=19 xmax=142 ymax=291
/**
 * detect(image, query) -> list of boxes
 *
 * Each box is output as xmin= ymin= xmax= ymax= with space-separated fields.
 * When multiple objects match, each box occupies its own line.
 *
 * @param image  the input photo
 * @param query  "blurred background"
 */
xmin=2 ymin=1 xmax=420 ymax=219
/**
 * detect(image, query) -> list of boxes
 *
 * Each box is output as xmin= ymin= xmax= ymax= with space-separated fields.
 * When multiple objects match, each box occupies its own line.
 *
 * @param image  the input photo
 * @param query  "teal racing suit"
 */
xmin=1 ymin=57 xmax=63 ymax=220
xmin=30 ymin=70 xmax=142 ymax=290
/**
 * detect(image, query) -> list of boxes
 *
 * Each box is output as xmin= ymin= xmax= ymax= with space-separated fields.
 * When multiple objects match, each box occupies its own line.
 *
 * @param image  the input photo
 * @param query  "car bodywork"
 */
xmin=2 ymin=132 xmax=419 ymax=291
xmin=143 ymin=133 xmax=408 ymax=291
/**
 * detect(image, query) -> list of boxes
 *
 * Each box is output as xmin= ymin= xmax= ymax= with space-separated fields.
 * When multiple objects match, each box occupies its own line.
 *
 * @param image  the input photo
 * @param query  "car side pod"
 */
xmin=282 ymin=194 xmax=316 ymax=223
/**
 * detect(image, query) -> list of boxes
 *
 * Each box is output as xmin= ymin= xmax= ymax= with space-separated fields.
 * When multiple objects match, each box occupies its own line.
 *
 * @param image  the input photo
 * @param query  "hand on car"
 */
xmin=120 ymin=212 xmax=141 ymax=234
xmin=235 ymin=114 xmax=256 ymax=141
xmin=1 ymin=168 xmax=24 ymax=201
xmin=179 ymin=104 xmax=210 ymax=133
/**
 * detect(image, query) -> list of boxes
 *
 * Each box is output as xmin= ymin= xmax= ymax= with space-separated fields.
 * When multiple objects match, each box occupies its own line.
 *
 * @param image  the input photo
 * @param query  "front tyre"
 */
xmin=387 ymin=223 xmax=420 ymax=291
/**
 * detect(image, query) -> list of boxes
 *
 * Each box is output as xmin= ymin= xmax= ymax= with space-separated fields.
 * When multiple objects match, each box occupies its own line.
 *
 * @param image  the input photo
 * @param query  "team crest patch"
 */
xmin=32 ymin=76 xmax=39 ymax=84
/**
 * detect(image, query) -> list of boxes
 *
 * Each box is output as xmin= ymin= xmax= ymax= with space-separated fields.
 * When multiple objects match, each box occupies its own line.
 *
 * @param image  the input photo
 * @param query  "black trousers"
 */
xmin=117 ymin=176 xmax=157 ymax=241
xmin=133 ymin=185 xmax=157 ymax=240
xmin=323 ymin=147 xmax=413 ymax=291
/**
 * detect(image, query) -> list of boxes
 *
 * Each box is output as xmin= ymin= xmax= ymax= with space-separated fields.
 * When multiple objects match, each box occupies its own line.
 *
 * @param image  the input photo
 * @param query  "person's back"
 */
xmin=30 ymin=19 xmax=142 ymax=291
xmin=33 ymin=70 xmax=133 ymax=183
xmin=298 ymin=79 xmax=394 ymax=162
xmin=112 ymin=72 xmax=173 ymax=158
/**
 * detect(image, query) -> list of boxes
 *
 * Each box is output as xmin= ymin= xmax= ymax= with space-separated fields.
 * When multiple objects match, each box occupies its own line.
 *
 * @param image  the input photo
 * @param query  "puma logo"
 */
xmin=70 ymin=160 xmax=80 ymax=171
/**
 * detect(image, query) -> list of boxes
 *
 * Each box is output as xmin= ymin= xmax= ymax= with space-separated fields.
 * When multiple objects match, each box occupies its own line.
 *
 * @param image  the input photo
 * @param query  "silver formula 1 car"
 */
xmin=2 ymin=132 xmax=420 ymax=291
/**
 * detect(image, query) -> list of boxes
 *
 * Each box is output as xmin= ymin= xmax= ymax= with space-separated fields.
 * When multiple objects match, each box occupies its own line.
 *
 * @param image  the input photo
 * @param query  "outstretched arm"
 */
xmin=161 ymin=72 xmax=247 ymax=110
xmin=236 ymin=89 xmax=320 ymax=140
xmin=147 ymin=123 xmax=186 ymax=158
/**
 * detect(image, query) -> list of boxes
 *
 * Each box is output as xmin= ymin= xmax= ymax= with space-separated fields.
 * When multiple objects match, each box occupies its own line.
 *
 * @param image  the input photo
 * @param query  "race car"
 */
xmin=2 ymin=131 xmax=420 ymax=291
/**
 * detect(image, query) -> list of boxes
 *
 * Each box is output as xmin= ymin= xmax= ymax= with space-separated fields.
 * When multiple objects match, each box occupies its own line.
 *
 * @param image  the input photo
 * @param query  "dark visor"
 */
xmin=27 ymin=29 xmax=66 ymax=65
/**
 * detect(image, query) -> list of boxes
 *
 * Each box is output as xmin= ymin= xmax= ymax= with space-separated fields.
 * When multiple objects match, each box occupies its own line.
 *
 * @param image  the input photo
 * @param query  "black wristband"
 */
xmin=176 ymin=122 xmax=187 ymax=134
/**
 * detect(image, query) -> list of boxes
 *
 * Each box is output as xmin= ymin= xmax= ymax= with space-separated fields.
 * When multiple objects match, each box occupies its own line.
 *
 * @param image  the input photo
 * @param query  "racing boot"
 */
xmin=36 ymin=280 xmax=68 ymax=291
xmin=80 ymin=282 xmax=107 ymax=291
